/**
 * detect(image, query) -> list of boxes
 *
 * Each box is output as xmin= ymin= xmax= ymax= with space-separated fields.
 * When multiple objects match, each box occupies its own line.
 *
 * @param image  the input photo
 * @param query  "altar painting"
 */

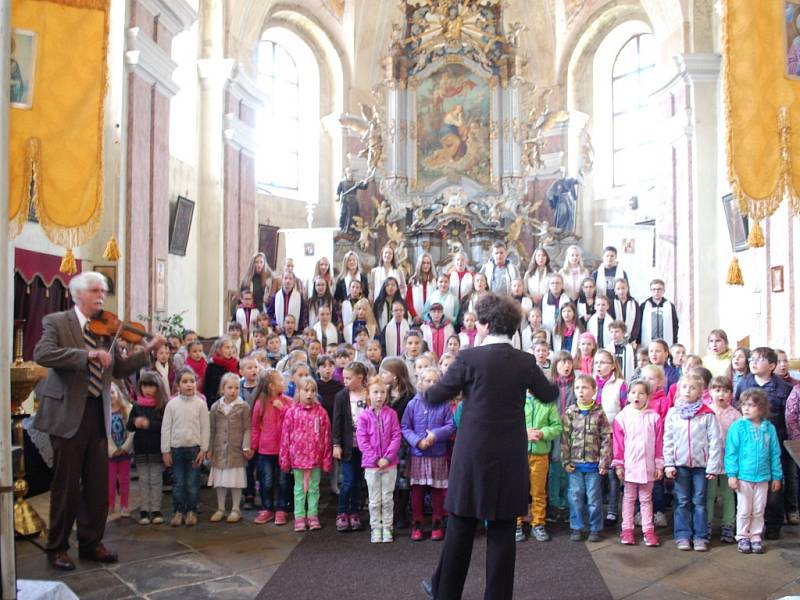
xmin=416 ymin=63 xmax=491 ymax=189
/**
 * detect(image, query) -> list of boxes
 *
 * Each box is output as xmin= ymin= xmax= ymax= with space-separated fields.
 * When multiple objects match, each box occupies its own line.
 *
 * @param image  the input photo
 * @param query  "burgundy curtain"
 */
xmin=14 ymin=273 xmax=73 ymax=360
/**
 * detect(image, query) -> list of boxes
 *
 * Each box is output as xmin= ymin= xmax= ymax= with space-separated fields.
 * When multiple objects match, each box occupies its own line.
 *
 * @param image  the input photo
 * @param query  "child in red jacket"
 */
xmin=279 ymin=377 xmax=332 ymax=532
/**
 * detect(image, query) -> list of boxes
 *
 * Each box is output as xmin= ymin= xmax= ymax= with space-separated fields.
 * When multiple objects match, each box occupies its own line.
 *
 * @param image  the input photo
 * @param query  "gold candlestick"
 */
xmin=10 ymin=320 xmax=47 ymax=536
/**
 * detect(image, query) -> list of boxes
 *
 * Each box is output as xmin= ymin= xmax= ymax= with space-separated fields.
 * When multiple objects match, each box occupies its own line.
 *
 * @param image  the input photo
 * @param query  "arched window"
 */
xmin=611 ymin=33 xmax=656 ymax=188
xmin=258 ymin=40 xmax=300 ymax=190
xmin=257 ymin=29 xmax=320 ymax=201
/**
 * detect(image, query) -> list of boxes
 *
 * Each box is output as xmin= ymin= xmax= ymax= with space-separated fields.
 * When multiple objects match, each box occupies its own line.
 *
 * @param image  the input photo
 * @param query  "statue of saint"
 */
xmin=546 ymin=174 xmax=580 ymax=233
xmin=336 ymin=168 xmax=369 ymax=233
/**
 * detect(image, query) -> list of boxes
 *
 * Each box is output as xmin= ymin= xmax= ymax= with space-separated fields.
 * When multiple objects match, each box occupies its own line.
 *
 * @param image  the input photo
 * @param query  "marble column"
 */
xmin=124 ymin=0 xmax=196 ymax=321
xmin=197 ymin=0 xmax=233 ymax=335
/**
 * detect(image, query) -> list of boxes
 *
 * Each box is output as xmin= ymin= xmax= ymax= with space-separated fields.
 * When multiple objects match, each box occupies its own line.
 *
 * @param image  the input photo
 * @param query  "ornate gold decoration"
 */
xmin=351 ymin=216 xmax=377 ymax=250
xmin=339 ymin=102 xmax=384 ymax=177
xmin=521 ymin=86 xmax=569 ymax=171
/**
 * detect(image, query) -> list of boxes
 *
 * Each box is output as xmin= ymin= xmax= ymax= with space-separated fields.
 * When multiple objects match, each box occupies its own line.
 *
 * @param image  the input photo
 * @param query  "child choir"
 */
xmin=104 ymin=243 xmax=797 ymax=562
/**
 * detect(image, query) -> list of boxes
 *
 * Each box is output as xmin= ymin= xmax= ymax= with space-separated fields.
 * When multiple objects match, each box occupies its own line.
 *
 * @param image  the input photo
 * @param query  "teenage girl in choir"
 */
xmin=152 ymin=344 xmax=176 ymax=395
xmin=374 ymin=276 xmax=406 ymax=330
xmin=648 ymin=339 xmax=680 ymax=393
xmin=458 ymin=311 xmax=478 ymax=349
xmin=208 ymin=372 xmax=252 ymax=523
xmin=380 ymin=300 xmax=410 ymax=358
xmin=510 ymin=277 xmax=533 ymax=328
xmin=308 ymin=276 xmax=338 ymax=327
xmin=613 ymin=379 xmax=664 ymax=547
xmin=370 ymin=244 xmax=406 ymax=302
xmin=447 ymin=251 xmax=473 ymax=305
xmin=333 ymin=362 xmax=369 ymax=531
xmin=128 ymin=372 xmax=168 ymax=525
xmin=703 ymin=329 xmax=733 ymax=378
xmin=577 ymin=277 xmax=597 ymax=327
xmin=339 ymin=278 xmax=363 ymax=334
xmin=523 ymin=246 xmax=554 ymax=306
xmin=595 ymin=348 xmax=628 ymax=523
xmin=252 ymin=369 xmax=291 ymax=525
xmin=424 ymin=273 xmax=459 ymax=325
xmin=402 ymin=367 xmax=455 ymax=541
xmin=460 ymin=272 xmax=489 ymax=319
xmin=204 ymin=336 xmax=240 ymax=408
xmin=345 ymin=298 xmax=379 ymax=344
xmin=548 ymin=351 xmax=576 ymax=523
xmin=280 ymin=377 xmax=332 ymax=532
xmin=335 ymin=250 xmax=370 ymax=303
xmin=378 ymin=357 xmax=416 ymax=529
xmin=308 ymin=256 xmax=335 ymax=299
xmin=576 ymin=332 xmax=597 ymax=375
xmin=610 ymin=278 xmax=638 ymax=339
xmin=240 ymin=252 xmax=275 ymax=312
xmin=407 ymin=252 xmax=437 ymax=325
xmin=559 ymin=245 xmax=590 ymax=301
xmin=108 ymin=383 xmax=133 ymax=517
xmin=731 ymin=347 xmax=751 ymax=392
xmin=357 ymin=376 xmax=402 ymax=543
xmin=551 ymin=302 xmax=582 ymax=356
xmin=542 ymin=273 xmax=571 ymax=332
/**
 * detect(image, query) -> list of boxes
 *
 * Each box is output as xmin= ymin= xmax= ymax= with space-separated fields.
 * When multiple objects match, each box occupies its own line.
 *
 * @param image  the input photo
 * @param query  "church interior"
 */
xmin=3 ymin=0 xmax=800 ymax=598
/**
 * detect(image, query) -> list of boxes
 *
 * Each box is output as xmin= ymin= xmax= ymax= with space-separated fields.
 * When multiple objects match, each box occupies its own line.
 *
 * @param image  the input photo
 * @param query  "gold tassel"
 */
xmin=103 ymin=236 xmax=121 ymax=261
xmin=747 ymin=220 xmax=765 ymax=248
xmin=726 ymin=256 xmax=744 ymax=286
xmin=59 ymin=248 xmax=77 ymax=275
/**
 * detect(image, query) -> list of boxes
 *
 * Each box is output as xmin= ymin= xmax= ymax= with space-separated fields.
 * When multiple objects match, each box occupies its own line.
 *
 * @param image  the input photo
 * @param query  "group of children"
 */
xmin=103 ymin=245 xmax=799 ymax=557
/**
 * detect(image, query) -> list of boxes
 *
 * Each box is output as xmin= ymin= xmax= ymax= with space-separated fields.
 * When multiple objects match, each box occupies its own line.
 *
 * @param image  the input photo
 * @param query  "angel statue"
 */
xmin=521 ymin=87 xmax=569 ymax=171
xmin=506 ymin=21 xmax=526 ymax=48
xmin=352 ymin=216 xmax=377 ymax=251
xmin=339 ymin=103 xmax=384 ymax=177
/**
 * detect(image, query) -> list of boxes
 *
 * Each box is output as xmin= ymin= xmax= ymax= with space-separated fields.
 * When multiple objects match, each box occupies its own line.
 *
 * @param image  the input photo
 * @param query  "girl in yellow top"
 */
xmin=702 ymin=329 xmax=733 ymax=378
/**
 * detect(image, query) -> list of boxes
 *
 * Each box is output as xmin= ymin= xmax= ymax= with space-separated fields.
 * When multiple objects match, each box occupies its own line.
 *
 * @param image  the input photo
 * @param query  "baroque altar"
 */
xmin=336 ymin=0 xmax=584 ymax=273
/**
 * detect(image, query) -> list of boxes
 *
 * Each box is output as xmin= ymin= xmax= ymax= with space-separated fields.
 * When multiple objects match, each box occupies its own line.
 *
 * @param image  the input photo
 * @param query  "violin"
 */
xmin=87 ymin=310 xmax=153 ymax=345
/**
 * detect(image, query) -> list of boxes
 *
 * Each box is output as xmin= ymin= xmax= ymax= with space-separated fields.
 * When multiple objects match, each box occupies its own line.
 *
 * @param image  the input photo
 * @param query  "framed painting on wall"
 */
xmin=11 ymin=29 xmax=37 ymax=109
xmin=169 ymin=196 xmax=195 ymax=256
xmin=722 ymin=193 xmax=749 ymax=252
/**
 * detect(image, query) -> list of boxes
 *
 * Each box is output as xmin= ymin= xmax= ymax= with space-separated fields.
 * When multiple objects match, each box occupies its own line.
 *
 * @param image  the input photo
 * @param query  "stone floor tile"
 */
xmin=58 ymin=569 xmax=136 ymax=599
xmin=592 ymin=543 xmax=695 ymax=583
xmin=660 ymin=560 xmax=788 ymax=600
xmin=147 ymin=576 xmax=260 ymax=600
xmin=198 ymin=535 xmax=299 ymax=572
xmin=238 ymin=564 xmax=279 ymax=588
xmin=598 ymin=569 xmax=650 ymax=600
xmin=114 ymin=552 xmax=232 ymax=595
xmin=623 ymin=582 xmax=713 ymax=600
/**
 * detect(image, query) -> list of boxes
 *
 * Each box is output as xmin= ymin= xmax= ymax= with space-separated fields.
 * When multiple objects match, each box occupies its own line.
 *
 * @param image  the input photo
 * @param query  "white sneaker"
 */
xmin=654 ymin=512 xmax=668 ymax=527
xmin=371 ymin=528 xmax=382 ymax=543
xmin=382 ymin=528 xmax=394 ymax=543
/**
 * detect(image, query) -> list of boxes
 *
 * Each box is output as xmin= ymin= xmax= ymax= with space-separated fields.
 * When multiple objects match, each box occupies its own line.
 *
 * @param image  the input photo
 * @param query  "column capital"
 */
xmin=126 ymin=27 xmax=180 ymax=97
xmin=137 ymin=0 xmax=198 ymax=36
xmin=197 ymin=57 xmax=236 ymax=90
xmin=675 ymin=53 xmax=721 ymax=84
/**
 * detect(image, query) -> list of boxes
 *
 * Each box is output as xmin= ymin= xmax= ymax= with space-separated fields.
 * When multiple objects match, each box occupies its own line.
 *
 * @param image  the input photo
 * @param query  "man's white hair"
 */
xmin=68 ymin=271 xmax=108 ymax=301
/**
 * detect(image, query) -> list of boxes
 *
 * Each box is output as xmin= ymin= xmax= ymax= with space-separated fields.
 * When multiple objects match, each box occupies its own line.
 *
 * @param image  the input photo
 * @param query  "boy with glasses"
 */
xmin=633 ymin=279 xmax=679 ymax=347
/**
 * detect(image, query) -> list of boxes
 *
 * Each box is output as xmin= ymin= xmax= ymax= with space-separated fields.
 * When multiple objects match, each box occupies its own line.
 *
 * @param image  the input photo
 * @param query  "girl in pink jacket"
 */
xmin=612 ymin=379 xmax=664 ymax=547
xmin=357 ymin=376 xmax=402 ymax=543
xmin=251 ymin=370 xmax=291 ymax=525
xmin=279 ymin=377 xmax=332 ymax=532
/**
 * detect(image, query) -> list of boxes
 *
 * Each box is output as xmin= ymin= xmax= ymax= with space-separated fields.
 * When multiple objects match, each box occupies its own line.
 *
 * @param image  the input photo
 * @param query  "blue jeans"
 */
xmin=338 ymin=449 xmax=364 ymax=515
xmin=171 ymin=446 xmax=200 ymax=513
xmin=568 ymin=470 xmax=603 ymax=532
xmin=652 ymin=478 xmax=666 ymax=513
xmin=257 ymin=454 xmax=290 ymax=511
xmin=604 ymin=469 xmax=620 ymax=516
xmin=674 ymin=466 xmax=709 ymax=541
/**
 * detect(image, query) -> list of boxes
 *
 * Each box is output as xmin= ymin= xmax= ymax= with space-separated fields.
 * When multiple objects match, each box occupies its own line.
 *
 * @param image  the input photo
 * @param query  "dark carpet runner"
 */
xmin=257 ymin=503 xmax=612 ymax=600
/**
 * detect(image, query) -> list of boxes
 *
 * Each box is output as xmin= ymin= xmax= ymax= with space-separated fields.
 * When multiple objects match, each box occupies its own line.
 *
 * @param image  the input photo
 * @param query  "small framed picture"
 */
xmin=10 ymin=29 xmax=37 ymax=109
xmin=722 ymin=193 xmax=749 ymax=252
xmin=771 ymin=266 xmax=785 ymax=293
xmin=155 ymin=258 xmax=167 ymax=311
xmin=94 ymin=265 xmax=117 ymax=295
xmin=622 ymin=238 xmax=635 ymax=254
xmin=304 ymin=243 xmax=315 ymax=256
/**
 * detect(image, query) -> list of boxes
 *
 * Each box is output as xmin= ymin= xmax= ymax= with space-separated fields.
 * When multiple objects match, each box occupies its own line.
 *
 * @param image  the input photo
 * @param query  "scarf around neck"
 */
xmin=137 ymin=394 xmax=157 ymax=408
xmin=677 ymin=399 xmax=703 ymax=419
xmin=212 ymin=354 xmax=240 ymax=374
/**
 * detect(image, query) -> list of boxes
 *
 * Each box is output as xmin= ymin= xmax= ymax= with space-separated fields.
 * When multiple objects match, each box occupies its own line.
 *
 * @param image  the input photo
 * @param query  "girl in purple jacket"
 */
xmin=401 ymin=368 xmax=456 ymax=542
xmin=357 ymin=376 xmax=402 ymax=543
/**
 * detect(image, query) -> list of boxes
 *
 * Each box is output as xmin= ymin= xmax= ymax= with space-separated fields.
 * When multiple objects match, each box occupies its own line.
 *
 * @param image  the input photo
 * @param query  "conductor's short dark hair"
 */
xmin=474 ymin=293 xmax=522 ymax=338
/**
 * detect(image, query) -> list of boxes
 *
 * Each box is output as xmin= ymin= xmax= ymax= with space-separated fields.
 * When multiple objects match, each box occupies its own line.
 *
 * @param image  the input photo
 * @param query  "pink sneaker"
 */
xmin=431 ymin=521 xmax=444 ymax=541
xmin=294 ymin=518 xmax=307 ymax=532
xmin=620 ymin=529 xmax=635 ymax=545
xmin=254 ymin=510 xmax=274 ymax=524
xmin=411 ymin=522 xmax=424 ymax=541
xmin=275 ymin=510 xmax=288 ymax=526
xmin=336 ymin=513 xmax=349 ymax=532
xmin=348 ymin=513 xmax=361 ymax=531
xmin=307 ymin=516 xmax=322 ymax=530
xmin=643 ymin=531 xmax=661 ymax=547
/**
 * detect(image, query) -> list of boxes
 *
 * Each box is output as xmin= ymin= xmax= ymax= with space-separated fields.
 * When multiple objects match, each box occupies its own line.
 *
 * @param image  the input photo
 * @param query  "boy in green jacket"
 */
xmin=517 ymin=392 xmax=563 ymax=542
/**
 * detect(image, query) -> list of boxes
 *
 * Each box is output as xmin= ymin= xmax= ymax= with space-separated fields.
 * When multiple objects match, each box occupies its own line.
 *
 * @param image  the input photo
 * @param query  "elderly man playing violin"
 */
xmin=32 ymin=271 xmax=166 ymax=571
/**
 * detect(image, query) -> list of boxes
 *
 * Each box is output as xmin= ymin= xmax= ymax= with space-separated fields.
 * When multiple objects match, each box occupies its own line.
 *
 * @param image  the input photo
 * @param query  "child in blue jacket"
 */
xmin=725 ymin=388 xmax=783 ymax=555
